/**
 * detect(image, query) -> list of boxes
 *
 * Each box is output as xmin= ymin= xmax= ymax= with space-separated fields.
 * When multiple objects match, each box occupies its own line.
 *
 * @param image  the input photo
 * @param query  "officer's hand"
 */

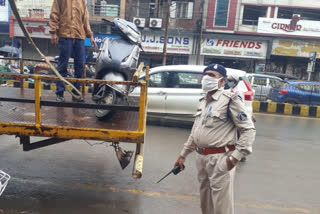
xmin=226 ymin=156 xmax=238 ymax=171
xmin=51 ymin=33 xmax=59 ymax=46
xmin=90 ymin=36 xmax=98 ymax=51
xmin=174 ymin=156 xmax=185 ymax=170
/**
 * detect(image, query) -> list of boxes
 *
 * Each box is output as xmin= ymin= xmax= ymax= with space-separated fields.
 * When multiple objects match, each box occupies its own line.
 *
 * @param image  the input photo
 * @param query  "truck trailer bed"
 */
xmin=0 ymin=87 xmax=139 ymax=131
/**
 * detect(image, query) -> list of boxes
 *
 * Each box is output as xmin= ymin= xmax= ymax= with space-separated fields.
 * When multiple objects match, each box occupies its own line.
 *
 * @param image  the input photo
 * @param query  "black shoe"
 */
xmin=72 ymin=96 xmax=84 ymax=102
xmin=71 ymin=89 xmax=84 ymax=102
xmin=56 ymin=95 xmax=65 ymax=102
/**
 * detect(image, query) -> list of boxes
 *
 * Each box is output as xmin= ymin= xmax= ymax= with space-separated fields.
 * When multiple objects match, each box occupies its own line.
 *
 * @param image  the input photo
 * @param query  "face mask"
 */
xmin=226 ymin=80 xmax=236 ymax=89
xmin=201 ymin=75 xmax=223 ymax=92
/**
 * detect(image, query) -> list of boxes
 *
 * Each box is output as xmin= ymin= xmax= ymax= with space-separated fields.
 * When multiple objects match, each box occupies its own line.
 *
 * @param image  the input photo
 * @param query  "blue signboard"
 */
xmin=85 ymin=34 xmax=118 ymax=48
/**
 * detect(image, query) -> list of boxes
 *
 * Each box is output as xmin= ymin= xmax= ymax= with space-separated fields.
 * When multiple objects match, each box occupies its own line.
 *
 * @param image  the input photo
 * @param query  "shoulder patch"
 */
xmin=237 ymin=112 xmax=248 ymax=121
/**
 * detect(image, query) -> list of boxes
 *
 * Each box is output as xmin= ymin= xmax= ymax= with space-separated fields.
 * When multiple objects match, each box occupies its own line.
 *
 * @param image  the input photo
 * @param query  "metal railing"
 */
xmin=89 ymin=3 xmax=120 ymax=17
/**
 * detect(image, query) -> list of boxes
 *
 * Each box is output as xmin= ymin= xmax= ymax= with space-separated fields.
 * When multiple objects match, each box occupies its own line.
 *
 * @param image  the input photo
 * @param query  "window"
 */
xmin=167 ymin=72 xmax=201 ymax=88
xmin=313 ymin=85 xmax=320 ymax=94
xmin=278 ymin=8 xmax=320 ymax=21
xmin=269 ymin=78 xmax=282 ymax=88
xmin=170 ymin=1 xmax=194 ymax=19
xmin=149 ymin=0 xmax=155 ymax=17
xmin=297 ymin=84 xmax=314 ymax=93
xmin=242 ymin=5 xmax=268 ymax=25
xmin=214 ymin=0 xmax=229 ymax=26
xmin=148 ymin=72 xmax=168 ymax=88
xmin=253 ymin=77 xmax=267 ymax=86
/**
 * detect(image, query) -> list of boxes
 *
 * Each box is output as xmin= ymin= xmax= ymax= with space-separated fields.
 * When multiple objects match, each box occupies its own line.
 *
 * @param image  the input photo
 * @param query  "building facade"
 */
xmin=0 ymin=0 xmax=12 ymax=55
xmin=126 ymin=0 xmax=203 ymax=67
xmin=9 ymin=0 xmax=58 ymax=59
xmin=237 ymin=0 xmax=320 ymax=80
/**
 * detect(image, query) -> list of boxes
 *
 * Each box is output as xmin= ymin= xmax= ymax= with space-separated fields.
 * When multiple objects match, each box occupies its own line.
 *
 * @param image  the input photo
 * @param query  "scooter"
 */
xmin=92 ymin=18 xmax=142 ymax=121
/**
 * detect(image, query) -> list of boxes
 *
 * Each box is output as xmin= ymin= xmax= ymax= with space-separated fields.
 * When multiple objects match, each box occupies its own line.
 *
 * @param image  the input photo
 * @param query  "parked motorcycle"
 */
xmin=92 ymin=18 xmax=142 ymax=121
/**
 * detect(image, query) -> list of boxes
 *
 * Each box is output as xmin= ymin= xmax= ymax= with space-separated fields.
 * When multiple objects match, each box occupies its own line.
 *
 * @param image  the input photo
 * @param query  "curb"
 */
xmin=6 ymin=80 xmax=93 ymax=93
xmin=252 ymin=101 xmax=320 ymax=118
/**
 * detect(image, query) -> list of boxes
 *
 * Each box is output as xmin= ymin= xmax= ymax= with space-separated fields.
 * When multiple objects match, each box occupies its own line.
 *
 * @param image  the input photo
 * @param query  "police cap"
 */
xmin=203 ymin=63 xmax=227 ymax=78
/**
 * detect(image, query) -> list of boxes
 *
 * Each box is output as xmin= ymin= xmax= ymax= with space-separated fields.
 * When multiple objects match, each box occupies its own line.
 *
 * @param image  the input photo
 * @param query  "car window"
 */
xmin=167 ymin=72 xmax=202 ymax=88
xmin=247 ymin=75 xmax=253 ymax=83
xmin=269 ymin=78 xmax=282 ymax=87
xmin=313 ymin=85 xmax=320 ymax=94
xmin=296 ymin=84 xmax=314 ymax=92
xmin=148 ymin=72 xmax=168 ymax=88
xmin=253 ymin=76 xmax=267 ymax=86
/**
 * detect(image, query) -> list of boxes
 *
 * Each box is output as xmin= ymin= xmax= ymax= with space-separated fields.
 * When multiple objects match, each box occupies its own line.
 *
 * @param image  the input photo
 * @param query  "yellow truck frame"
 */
xmin=0 ymin=58 xmax=148 ymax=178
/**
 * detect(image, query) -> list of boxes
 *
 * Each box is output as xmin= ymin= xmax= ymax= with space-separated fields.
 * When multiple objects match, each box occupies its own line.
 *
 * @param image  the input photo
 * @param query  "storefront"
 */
xmin=257 ymin=18 xmax=320 ymax=80
xmin=139 ymin=32 xmax=194 ymax=67
xmin=10 ymin=18 xmax=58 ymax=59
xmin=201 ymin=36 xmax=270 ymax=72
xmin=269 ymin=39 xmax=320 ymax=80
xmin=0 ymin=0 xmax=12 ymax=54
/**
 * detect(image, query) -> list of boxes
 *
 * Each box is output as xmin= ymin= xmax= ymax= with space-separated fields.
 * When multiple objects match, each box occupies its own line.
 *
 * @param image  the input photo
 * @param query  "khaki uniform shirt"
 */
xmin=49 ymin=0 xmax=93 ymax=39
xmin=180 ymin=89 xmax=256 ymax=161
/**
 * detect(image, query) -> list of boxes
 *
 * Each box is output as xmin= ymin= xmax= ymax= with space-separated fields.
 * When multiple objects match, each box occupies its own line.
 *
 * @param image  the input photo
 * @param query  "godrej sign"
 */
xmin=258 ymin=17 xmax=320 ymax=37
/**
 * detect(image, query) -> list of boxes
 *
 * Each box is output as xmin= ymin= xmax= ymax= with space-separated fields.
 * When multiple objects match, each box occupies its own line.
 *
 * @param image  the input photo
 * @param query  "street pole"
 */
xmin=154 ymin=0 xmax=159 ymax=18
xmin=162 ymin=0 xmax=171 ymax=65
xmin=196 ymin=0 xmax=205 ymax=65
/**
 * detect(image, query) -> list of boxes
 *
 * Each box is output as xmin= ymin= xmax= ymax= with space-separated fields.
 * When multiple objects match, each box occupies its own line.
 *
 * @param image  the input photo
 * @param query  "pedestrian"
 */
xmin=49 ymin=0 xmax=98 ymax=102
xmin=174 ymin=63 xmax=256 ymax=214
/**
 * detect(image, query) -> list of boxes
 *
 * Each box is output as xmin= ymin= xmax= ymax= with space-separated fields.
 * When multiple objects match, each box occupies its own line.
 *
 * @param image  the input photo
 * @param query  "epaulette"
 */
xmin=222 ymin=90 xmax=233 ymax=98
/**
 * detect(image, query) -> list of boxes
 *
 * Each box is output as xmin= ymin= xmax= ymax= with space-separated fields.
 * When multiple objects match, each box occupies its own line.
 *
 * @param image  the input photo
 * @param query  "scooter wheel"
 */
xmin=95 ymin=89 xmax=117 ymax=121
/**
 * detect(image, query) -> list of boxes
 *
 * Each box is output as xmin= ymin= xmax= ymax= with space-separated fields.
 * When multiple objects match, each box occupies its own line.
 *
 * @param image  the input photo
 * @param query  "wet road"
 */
xmin=0 ymin=114 xmax=319 ymax=214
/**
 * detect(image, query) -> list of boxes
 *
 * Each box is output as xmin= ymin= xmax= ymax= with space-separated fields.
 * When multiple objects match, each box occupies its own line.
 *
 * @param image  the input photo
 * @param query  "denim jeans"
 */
xmin=56 ymin=38 xmax=85 ymax=96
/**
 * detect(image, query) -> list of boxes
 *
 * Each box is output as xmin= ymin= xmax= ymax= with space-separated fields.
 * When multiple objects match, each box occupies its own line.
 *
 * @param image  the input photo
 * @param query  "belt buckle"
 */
xmin=225 ymin=146 xmax=229 ymax=153
xmin=196 ymin=147 xmax=203 ymax=155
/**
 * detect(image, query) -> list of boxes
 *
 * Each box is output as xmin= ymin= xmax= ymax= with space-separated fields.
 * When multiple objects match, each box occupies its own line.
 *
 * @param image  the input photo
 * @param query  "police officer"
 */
xmin=174 ymin=64 xmax=256 ymax=214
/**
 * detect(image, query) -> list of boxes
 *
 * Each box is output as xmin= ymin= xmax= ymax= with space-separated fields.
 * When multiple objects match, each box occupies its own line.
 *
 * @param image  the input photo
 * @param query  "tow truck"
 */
xmin=0 ymin=58 xmax=148 ymax=178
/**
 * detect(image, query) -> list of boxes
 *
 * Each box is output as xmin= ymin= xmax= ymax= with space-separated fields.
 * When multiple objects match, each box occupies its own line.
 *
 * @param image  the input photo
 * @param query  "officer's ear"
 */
xmin=218 ymin=77 xmax=225 ymax=88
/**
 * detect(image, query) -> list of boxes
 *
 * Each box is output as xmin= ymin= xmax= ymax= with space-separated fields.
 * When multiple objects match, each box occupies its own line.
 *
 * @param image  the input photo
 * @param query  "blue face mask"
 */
xmin=226 ymin=81 xmax=236 ymax=89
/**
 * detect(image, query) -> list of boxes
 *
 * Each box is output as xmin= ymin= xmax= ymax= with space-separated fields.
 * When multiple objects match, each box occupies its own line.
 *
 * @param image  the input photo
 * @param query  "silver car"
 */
xmin=131 ymin=65 xmax=254 ymax=122
xmin=246 ymin=73 xmax=283 ymax=101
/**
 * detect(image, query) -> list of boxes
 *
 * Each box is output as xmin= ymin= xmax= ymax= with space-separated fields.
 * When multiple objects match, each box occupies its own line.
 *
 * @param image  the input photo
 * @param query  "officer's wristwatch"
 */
xmin=228 ymin=156 xmax=237 ymax=166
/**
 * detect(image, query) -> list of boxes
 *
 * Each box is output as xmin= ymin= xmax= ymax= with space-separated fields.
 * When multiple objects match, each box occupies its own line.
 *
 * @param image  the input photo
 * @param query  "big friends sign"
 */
xmin=201 ymin=38 xmax=268 ymax=59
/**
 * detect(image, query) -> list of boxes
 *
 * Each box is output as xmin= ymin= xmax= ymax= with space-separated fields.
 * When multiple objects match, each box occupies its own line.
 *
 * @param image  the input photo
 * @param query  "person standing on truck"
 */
xmin=49 ymin=0 xmax=98 ymax=102
xmin=174 ymin=64 xmax=256 ymax=214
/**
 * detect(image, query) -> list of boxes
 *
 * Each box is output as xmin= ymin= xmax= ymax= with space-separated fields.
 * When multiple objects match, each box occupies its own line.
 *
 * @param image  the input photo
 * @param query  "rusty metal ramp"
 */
xmin=0 ymin=87 xmax=139 ymax=131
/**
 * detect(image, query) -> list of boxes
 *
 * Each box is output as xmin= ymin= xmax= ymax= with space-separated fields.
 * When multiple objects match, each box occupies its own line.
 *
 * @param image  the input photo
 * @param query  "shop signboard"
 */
xmin=258 ymin=18 xmax=320 ymax=37
xmin=84 ymin=34 xmax=118 ymax=48
xmin=0 ymin=0 xmax=9 ymax=22
xmin=201 ymin=38 xmax=267 ymax=59
xmin=16 ymin=0 xmax=53 ymax=19
xmin=13 ymin=20 xmax=51 ymax=39
xmin=272 ymin=39 xmax=320 ymax=58
xmin=141 ymin=34 xmax=193 ymax=54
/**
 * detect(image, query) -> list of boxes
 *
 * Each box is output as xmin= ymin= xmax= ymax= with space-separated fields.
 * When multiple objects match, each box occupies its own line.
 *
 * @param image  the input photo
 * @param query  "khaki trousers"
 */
xmin=196 ymin=153 xmax=236 ymax=214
